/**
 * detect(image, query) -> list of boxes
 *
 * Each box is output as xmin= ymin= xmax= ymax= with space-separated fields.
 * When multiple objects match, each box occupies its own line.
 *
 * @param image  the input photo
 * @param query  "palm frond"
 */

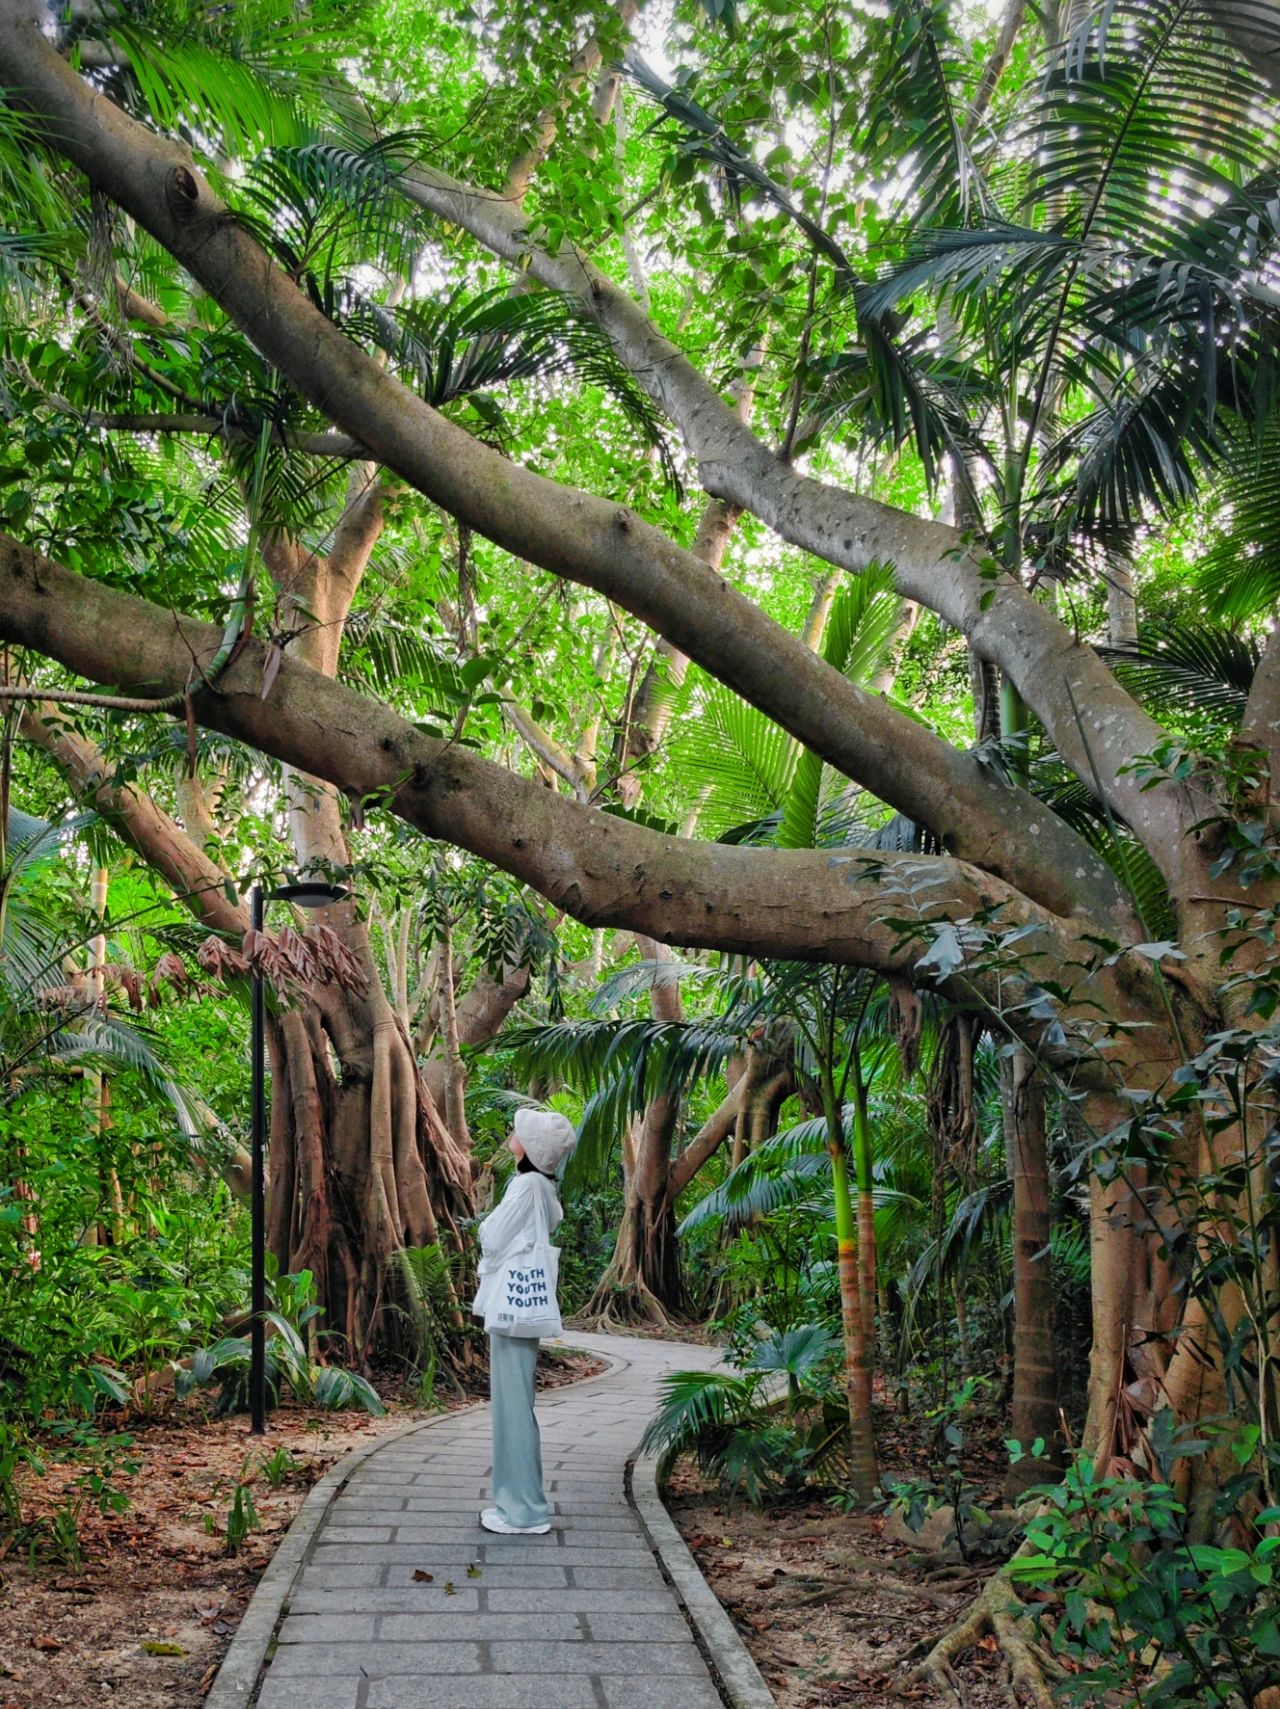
xmin=48 ymin=1016 xmax=207 ymax=1140
xmin=0 ymin=229 xmax=69 ymax=303
xmin=0 ymin=105 xmax=82 ymax=294
xmin=0 ymin=891 xmax=65 ymax=1002
xmin=859 ymin=224 xmax=1082 ymax=321
xmin=679 ymin=1114 xmax=835 ymax=1233
xmin=1051 ymin=1221 xmax=1093 ymax=1287
xmin=1100 ymin=620 xmax=1260 ymax=726
xmin=777 ymin=567 xmax=902 ymax=852
xmin=1194 ymin=420 xmax=1280 ymax=621
xmin=351 ymin=288 xmax=679 ymax=487
xmin=340 ymin=612 xmax=467 ymax=708
xmin=1031 ymin=769 xmax=1174 ymax=938
xmin=1022 ymin=1 xmax=1280 ymax=257
xmin=108 ymin=0 xmax=358 ymax=160
xmin=639 ymin=1367 xmax=759 ymax=1458
xmin=389 ymin=1242 xmax=458 ymax=1371
xmin=747 ymin=1322 xmax=840 ymax=1379
xmin=859 ymin=0 xmax=997 ymax=226
xmin=4 ymin=809 xmax=95 ymax=881
xmin=680 ymin=1151 xmax=832 ymax=1233
xmin=590 ymin=958 xmax=721 ymax=1015
xmin=902 ymin=1176 xmax=1012 ymax=1333
xmin=1043 ymin=350 xmax=1229 ymax=531
xmin=499 ymin=1016 xmax=744 ymax=1152
xmin=668 ymin=677 xmax=799 ymax=840
xmin=811 ymin=319 xmax=995 ymax=494
xmin=263 ymin=136 xmax=435 ymax=275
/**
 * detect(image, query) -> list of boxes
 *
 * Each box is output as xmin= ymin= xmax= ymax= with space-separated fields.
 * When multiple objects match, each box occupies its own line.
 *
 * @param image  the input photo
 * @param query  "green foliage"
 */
xmin=257 ymin=1444 xmax=297 ymax=1489
xmin=879 ymin=1378 xmax=1003 ymax=1562
xmin=1011 ymin=1420 xmax=1280 ymax=1708
xmin=355 ymin=288 xmax=679 ymax=487
xmin=1192 ymin=422 xmax=1280 ymax=621
xmin=221 ymin=1465 xmax=262 ymax=1555
xmin=389 ymin=1242 xmax=459 ymax=1395
xmin=1102 ymin=622 xmax=1260 ymax=729
xmin=4 ymin=0 xmax=1280 ymax=1637
xmin=109 ymin=0 xmax=362 ymax=158
xmin=639 ymin=1323 xmax=842 ymax=1505
xmin=184 ymin=1267 xmax=385 ymax=1418
xmin=502 ymin=1010 xmax=741 ymax=1193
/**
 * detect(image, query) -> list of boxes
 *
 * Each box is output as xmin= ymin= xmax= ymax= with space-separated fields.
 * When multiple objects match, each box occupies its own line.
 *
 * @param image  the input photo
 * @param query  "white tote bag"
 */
xmin=483 ymin=1191 xmax=562 ymax=1339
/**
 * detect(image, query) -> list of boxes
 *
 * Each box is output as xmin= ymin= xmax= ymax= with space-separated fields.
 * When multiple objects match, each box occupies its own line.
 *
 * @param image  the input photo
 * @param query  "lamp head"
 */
xmin=268 ymin=881 xmax=349 ymax=909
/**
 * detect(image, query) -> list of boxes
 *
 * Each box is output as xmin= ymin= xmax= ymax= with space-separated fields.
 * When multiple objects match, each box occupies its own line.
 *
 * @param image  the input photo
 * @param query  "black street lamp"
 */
xmin=249 ymin=879 xmax=349 ymax=1435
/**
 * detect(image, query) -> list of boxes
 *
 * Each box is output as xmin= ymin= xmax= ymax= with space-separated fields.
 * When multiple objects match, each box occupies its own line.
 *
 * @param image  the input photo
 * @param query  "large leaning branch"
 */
xmin=2 ymin=534 xmax=1123 ymax=1041
xmin=0 ymin=13 xmax=1134 ymax=933
xmin=20 ymin=705 xmax=248 ymax=937
xmin=391 ymin=163 xmax=1191 ymax=876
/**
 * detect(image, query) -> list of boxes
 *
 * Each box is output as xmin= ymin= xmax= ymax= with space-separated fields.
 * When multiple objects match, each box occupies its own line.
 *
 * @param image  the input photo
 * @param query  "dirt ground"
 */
xmin=0 ymin=1346 xmax=602 ymax=1709
xmin=665 ymin=1404 xmax=1020 ymax=1709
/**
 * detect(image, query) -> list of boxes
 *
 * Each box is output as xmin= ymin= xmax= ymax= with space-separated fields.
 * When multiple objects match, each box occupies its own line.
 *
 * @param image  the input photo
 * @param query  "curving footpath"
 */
xmin=220 ymin=1330 xmax=773 ymax=1709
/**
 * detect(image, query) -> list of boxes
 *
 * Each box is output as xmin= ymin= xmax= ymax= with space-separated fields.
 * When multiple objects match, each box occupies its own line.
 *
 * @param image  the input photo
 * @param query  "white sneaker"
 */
xmin=479 ymin=1506 xmax=550 ymax=1535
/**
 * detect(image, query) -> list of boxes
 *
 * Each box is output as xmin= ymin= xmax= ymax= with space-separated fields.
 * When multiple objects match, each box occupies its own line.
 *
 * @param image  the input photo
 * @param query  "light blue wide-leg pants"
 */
xmin=488 ymin=1333 xmax=549 ymax=1528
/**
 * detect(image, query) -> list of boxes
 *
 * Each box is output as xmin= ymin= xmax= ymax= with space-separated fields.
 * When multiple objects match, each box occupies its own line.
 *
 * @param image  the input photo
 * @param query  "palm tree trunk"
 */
xmin=1002 ymin=1049 xmax=1060 ymax=1495
xmin=851 ymin=1067 xmax=877 ymax=1359
xmin=827 ymin=1091 xmax=879 ymax=1504
xmin=86 ymin=864 xmax=124 ymax=1244
xmin=435 ymin=901 xmax=471 ymax=1151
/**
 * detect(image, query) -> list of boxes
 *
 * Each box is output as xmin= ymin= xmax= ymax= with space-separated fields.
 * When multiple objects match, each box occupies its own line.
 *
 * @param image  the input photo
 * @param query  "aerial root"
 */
xmin=578 ymin=1272 xmax=681 ymax=1333
xmin=902 ymin=1571 xmax=1056 ymax=1709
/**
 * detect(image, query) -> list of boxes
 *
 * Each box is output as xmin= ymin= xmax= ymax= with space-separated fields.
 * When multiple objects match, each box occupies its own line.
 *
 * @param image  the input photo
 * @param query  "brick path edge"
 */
xmin=629 ymin=1444 xmax=778 ymax=1709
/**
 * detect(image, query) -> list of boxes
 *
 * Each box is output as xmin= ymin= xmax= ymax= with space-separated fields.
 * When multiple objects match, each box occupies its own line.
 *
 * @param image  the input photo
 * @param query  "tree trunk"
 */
xmin=435 ymin=903 xmax=471 ymax=1151
xmin=829 ymin=1111 xmax=880 ymax=1503
xmin=1002 ymin=1050 xmax=1061 ymax=1496
xmin=262 ymin=504 xmax=478 ymax=1363
xmin=585 ymin=936 xmax=686 ymax=1324
xmin=264 ymin=980 xmax=474 ymax=1363
xmin=86 ymin=863 xmax=124 ymax=1245
xmin=851 ymin=1066 xmax=877 ymax=1358
xmin=585 ymin=1147 xmax=685 ymax=1328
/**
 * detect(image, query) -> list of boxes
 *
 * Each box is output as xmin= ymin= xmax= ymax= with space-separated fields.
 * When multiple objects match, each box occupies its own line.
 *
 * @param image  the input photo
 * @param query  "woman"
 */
xmin=472 ymin=1106 xmax=577 ymax=1535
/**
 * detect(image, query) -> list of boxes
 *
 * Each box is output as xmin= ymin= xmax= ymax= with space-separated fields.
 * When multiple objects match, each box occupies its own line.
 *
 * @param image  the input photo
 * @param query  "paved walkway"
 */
xmin=255 ymin=1331 xmax=724 ymax=1709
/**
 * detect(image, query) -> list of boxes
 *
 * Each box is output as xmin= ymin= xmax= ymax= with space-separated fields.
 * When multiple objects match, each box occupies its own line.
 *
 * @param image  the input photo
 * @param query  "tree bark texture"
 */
xmin=831 ymin=1132 xmax=880 ymax=1503
xmin=3 ymin=537 xmax=1115 ymax=1004
xmin=1001 ymin=1050 xmax=1061 ymax=1496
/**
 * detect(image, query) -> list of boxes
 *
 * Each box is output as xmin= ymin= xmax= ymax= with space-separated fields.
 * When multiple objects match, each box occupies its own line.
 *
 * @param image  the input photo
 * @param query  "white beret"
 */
xmin=513 ymin=1107 xmax=577 ymax=1176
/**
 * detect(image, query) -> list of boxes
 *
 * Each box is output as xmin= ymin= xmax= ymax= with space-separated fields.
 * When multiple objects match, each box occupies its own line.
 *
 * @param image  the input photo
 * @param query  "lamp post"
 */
xmin=249 ymin=879 xmax=349 ymax=1435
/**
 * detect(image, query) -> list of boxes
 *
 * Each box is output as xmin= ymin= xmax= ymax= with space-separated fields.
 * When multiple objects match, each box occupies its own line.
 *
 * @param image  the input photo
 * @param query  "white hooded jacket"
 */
xmin=471 ymin=1169 xmax=564 ymax=1322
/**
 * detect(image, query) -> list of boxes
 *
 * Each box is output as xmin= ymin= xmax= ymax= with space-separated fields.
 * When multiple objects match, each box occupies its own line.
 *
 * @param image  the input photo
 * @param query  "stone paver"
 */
xmin=254 ymin=1332 xmax=723 ymax=1709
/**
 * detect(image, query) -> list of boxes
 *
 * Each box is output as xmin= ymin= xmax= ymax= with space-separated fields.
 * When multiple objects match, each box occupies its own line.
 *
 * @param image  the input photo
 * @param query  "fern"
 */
xmin=390 ymin=1242 xmax=459 ymax=1377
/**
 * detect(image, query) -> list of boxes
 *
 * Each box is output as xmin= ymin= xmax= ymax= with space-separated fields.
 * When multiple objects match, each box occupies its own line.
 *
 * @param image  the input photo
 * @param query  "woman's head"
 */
xmin=509 ymin=1108 xmax=577 ymax=1178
